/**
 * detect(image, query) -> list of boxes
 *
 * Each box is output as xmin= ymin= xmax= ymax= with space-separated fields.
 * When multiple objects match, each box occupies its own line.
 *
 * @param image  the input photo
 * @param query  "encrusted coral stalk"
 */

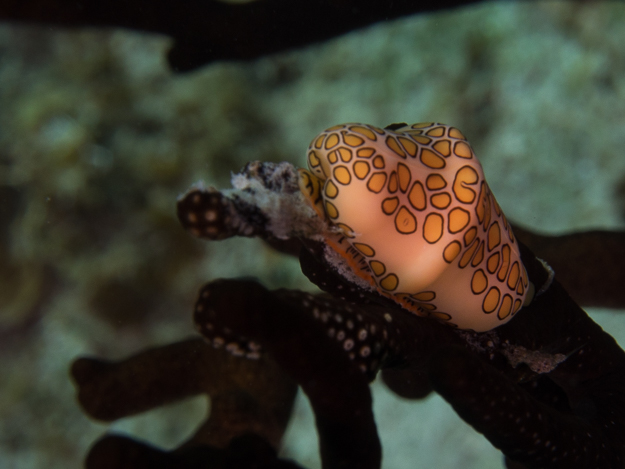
xmin=176 ymin=159 xmax=625 ymax=468
xmin=177 ymin=161 xmax=328 ymax=242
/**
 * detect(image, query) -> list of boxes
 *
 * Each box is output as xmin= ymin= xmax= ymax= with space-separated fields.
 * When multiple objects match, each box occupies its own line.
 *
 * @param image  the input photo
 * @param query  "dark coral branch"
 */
xmin=71 ymin=337 xmax=298 ymax=465
xmin=176 ymin=188 xmax=269 ymax=241
xmin=194 ymin=271 xmax=625 ymax=468
xmin=85 ymin=433 xmax=305 ymax=469
xmin=295 ymin=238 xmax=625 ymax=467
xmin=429 ymin=346 xmax=586 ymax=467
xmin=195 ymin=279 xmax=383 ymax=469
xmin=177 ymin=161 xmax=625 ymax=468
xmin=427 ymin=244 xmax=625 ymax=467
xmin=513 ymin=226 xmax=625 ymax=309
xmin=1 ymin=0 xmax=485 ymax=71
xmin=77 ymin=160 xmax=625 ymax=468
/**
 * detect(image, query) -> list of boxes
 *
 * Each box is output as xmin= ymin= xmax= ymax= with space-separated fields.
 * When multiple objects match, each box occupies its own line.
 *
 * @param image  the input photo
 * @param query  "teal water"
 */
xmin=1 ymin=2 xmax=624 ymax=468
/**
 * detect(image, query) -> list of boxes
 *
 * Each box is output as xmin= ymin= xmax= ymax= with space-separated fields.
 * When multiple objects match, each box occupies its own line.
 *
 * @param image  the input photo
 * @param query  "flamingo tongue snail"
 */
xmin=298 ymin=123 xmax=534 ymax=332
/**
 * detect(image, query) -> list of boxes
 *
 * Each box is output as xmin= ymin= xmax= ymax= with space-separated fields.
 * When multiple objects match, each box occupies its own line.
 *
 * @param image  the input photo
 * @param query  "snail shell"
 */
xmin=298 ymin=122 xmax=530 ymax=332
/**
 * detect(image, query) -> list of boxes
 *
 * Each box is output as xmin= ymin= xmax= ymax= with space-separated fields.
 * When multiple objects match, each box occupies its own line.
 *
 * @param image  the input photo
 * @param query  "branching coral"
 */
xmin=73 ymin=123 xmax=625 ymax=469
xmin=0 ymin=0 xmax=484 ymax=71
xmin=72 ymin=338 xmax=300 ymax=468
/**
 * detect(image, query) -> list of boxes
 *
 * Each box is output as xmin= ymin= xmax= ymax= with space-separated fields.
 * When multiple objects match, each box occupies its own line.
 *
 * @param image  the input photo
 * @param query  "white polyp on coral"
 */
xmin=230 ymin=162 xmax=329 ymax=240
xmin=535 ymin=257 xmax=555 ymax=297
xmin=502 ymin=344 xmax=567 ymax=374
xmin=227 ymin=162 xmax=375 ymax=292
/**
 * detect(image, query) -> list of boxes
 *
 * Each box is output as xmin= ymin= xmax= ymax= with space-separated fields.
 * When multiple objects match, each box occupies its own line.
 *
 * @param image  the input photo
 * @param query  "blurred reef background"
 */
xmin=1 ymin=1 xmax=625 ymax=468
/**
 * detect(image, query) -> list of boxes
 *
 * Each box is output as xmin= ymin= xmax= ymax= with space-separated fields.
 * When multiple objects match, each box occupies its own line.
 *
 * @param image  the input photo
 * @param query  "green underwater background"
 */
xmin=1 ymin=1 xmax=625 ymax=467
